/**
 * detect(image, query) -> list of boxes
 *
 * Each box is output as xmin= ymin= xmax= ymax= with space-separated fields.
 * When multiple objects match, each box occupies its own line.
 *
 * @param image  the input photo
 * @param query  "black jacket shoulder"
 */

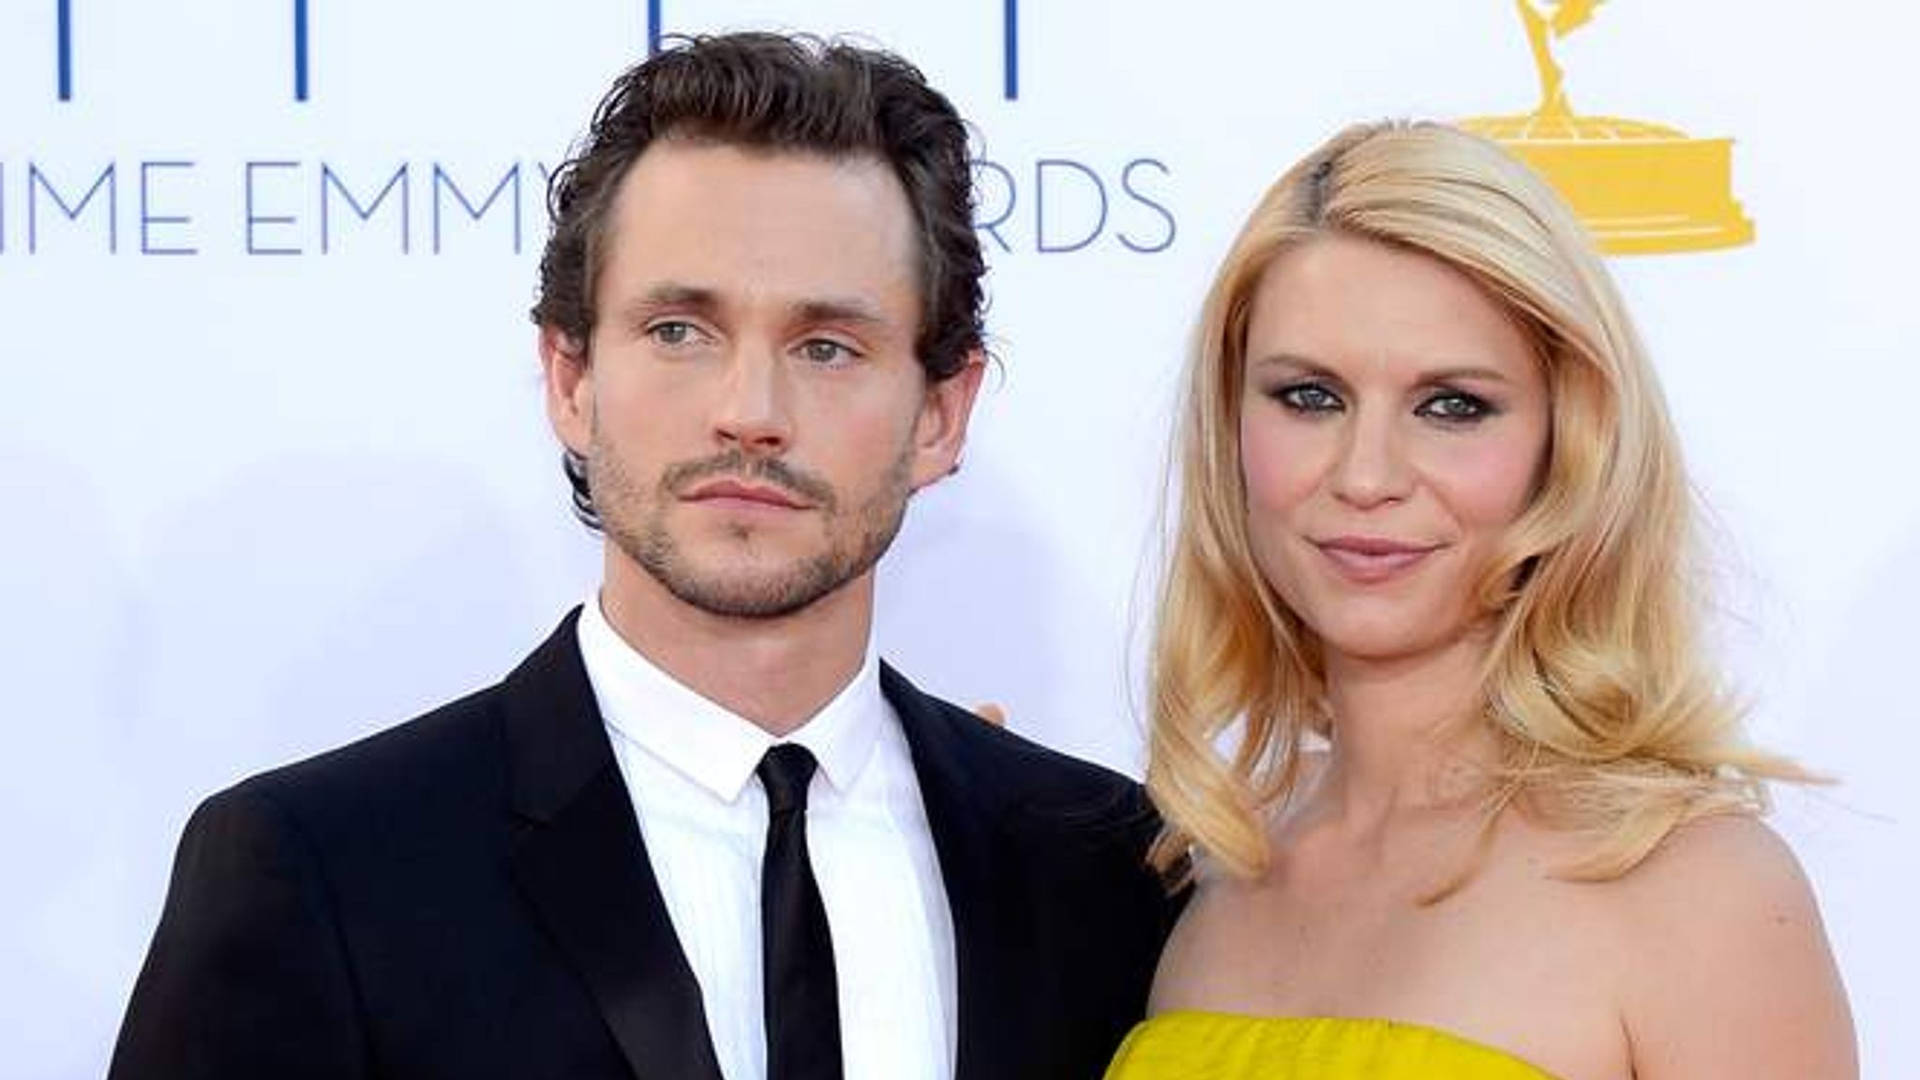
xmin=212 ymin=681 xmax=512 ymax=850
xmin=880 ymin=662 xmax=1165 ymax=852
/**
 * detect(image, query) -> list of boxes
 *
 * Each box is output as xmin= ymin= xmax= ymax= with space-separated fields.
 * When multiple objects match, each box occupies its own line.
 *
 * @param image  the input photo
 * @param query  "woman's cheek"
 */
xmin=1240 ymin=416 xmax=1325 ymax=514
xmin=1427 ymin=436 xmax=1541 ymax=525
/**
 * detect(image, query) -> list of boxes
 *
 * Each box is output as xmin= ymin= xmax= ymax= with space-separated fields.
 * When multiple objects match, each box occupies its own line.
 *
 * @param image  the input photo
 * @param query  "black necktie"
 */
xmin=756 ymin=744 xmax=842 ymax=1080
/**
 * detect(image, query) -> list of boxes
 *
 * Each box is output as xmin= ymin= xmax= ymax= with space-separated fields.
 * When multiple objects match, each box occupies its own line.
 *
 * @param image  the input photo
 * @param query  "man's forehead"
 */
xmin=596 ymin=140 xmax=921 ymax=315
xmin=610 ymin=139 xmax=909 ymax=227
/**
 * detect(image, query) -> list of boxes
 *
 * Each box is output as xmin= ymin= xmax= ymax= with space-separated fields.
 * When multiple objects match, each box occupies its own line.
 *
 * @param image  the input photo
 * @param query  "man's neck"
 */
xmin=596 ymin=551 xmax=874 ymax=738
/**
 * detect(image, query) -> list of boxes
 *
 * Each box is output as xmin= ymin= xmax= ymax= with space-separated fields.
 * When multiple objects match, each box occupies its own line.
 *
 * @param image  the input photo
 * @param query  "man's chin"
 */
xmin=608 ymin=508 xmax=900 ymax=622
xmin=648 ymin=558 xmax=854 ymax=621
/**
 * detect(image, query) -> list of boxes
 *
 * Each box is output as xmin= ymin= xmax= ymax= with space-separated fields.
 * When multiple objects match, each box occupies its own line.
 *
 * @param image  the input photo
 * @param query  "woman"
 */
xmin=1107 ymin=122 xmax=1855 ymax=1079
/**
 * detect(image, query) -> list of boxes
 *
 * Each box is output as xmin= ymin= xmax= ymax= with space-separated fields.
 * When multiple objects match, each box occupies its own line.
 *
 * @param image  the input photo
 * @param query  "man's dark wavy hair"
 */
xmin=530 ymin=32 xmax=987 ymax=530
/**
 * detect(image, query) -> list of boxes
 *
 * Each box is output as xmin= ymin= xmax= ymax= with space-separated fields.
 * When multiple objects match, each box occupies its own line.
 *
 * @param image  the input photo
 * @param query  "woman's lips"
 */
xmin=1313 ymin=536 xmax=1442 ymax=584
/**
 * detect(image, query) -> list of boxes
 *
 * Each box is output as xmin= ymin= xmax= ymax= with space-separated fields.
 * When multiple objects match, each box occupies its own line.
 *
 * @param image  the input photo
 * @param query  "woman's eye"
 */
xmin=1416 ymin=391 xmax=1495 ymax=423
xmin=1274 ymin=383 xmax=1343 ymax=413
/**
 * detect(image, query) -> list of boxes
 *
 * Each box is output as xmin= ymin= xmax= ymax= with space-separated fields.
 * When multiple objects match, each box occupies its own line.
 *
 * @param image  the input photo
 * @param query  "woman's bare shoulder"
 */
xmin=1606 ymin=814 xmax=1856 ymax=1079
xmin=1146 ymin=863 xmax=1247 ymax=1013
xmin=1608 ymin=813 xmax=1822 ymax=935
xmin=1145 ymin=759 xmax=1327 ymax=1016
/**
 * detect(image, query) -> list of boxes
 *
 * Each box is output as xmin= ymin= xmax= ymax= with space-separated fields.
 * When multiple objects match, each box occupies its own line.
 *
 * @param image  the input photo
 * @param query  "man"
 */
xmin=110 ymin=33 xmax=1175 ymax=1080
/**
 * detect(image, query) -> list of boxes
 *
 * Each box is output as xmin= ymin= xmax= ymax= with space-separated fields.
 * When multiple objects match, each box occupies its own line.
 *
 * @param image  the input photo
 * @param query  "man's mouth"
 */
xmin=682 ymin=478 xmax=808 ymax=509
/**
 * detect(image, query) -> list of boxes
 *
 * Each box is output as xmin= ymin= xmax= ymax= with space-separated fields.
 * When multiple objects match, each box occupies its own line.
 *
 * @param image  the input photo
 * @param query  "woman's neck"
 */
xmin=1311 ymin=629 xmax=1503 ymax=834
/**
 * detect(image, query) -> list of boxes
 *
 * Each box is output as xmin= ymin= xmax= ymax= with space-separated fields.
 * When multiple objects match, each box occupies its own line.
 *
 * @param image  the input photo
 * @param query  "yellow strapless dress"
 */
xmin=1104 ymin=1011 xmax=1559 ymax=1079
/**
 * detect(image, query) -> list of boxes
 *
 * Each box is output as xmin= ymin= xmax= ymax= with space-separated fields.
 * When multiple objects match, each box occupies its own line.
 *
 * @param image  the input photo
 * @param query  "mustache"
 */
xmin=660 ymin=449 xmax=837 ymax=509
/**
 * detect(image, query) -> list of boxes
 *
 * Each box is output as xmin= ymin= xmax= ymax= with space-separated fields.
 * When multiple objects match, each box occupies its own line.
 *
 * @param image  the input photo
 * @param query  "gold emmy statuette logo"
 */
xmin=1459 ymin=0 xmax=1754 ymax=254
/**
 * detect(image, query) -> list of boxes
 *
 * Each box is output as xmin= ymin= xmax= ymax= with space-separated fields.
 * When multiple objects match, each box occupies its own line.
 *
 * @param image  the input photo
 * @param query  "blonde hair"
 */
xmin=1148 ymin=120 xmax=1808 ymax=885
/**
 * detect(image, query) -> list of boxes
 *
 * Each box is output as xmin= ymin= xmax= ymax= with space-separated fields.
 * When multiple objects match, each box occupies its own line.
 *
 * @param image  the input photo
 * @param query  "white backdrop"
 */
xmin=3 ymin=2 xmax=1916 ymax=1077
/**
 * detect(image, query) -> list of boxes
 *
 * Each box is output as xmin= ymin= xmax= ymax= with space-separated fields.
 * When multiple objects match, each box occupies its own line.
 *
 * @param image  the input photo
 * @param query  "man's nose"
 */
xmin=712 ymin=347 xmax=794 ymax=455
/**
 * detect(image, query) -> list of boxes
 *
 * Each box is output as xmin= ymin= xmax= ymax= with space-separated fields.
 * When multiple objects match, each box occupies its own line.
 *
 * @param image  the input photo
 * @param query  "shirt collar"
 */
xmin=576 ymin=595 xmax=884 ymax=803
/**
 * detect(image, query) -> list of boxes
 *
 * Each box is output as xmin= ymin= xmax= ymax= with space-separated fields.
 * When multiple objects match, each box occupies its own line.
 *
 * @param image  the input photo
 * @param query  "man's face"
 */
xmin=543 ymin=141 xmax=980 ymax=619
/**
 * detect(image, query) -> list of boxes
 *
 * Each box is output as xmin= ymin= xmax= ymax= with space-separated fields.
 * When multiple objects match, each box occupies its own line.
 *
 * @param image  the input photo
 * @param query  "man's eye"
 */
xmin=648 ymin=321 xmax=700 ymax=346
xmin=1273 ymin=383 xmax=1343 ymax=413
xmin=799 ymin=339 xmax=856 ymax=365
xmin=1416 ymin=391 xmax=1495 ymax=423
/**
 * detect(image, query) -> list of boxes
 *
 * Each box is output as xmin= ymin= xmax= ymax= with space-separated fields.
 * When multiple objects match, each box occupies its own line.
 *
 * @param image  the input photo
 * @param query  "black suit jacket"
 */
xmin=111 ymin=610 xmax=1179 ymax=1079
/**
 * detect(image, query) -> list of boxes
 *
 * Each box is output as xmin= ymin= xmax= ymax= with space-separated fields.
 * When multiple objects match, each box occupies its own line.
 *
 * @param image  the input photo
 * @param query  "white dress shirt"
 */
xmin=576 ymin=598 xmax=958 ymax=1080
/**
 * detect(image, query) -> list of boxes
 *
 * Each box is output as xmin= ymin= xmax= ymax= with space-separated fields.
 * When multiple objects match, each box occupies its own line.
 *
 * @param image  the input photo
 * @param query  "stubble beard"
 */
xmin=588 ymin=430 xmax=915 ymax=620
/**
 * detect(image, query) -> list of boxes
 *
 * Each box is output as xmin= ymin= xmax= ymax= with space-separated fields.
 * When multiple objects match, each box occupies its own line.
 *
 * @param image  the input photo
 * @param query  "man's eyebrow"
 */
xmin=794 ymin=298 xmax=889 ymax=326
xmin=613 ymin=289 xmax=893 ymax=331
xmin=616 ymin=283 xmax=720 ymax=327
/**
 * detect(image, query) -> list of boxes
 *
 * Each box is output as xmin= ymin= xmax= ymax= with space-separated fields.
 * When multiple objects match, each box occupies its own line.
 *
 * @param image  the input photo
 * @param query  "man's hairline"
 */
xmin=555 ymin=130 xmax=952 ymax=375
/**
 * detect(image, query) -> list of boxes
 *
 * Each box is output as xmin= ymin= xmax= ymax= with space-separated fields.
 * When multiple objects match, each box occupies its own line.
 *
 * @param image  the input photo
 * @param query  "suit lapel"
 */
xmin=503 ymin=610 xmax=724 ymax=1080
xmin=883 ymin=664 xmax=1044 ymax=1080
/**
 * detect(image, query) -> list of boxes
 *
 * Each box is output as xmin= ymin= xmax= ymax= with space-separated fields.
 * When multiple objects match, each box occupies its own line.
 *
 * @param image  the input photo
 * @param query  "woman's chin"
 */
xmin=1310 ymin=619 xmax=1475 ymax=670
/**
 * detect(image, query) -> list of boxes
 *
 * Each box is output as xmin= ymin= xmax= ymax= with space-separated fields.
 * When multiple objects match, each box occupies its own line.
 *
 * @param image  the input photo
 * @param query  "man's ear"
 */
xmin=910 ymin=350 xmax=988 ymax=491
xmin=540 ymin=326 xmax=593 ymax=455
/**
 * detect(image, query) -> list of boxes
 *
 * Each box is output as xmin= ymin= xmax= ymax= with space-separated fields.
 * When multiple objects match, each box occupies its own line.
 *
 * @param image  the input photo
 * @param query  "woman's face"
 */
xmin=1238 ymin=234 xmax=1550 ymax=666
